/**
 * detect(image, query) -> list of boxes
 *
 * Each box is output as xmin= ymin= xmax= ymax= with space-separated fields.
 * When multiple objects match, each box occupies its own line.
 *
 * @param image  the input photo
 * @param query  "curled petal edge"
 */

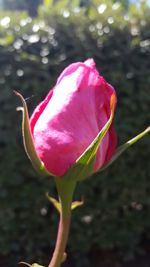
xmin=14 ymin=91 xmax=52 ymax=176
xmin=101 ymin=126 xmax=150 ymax=171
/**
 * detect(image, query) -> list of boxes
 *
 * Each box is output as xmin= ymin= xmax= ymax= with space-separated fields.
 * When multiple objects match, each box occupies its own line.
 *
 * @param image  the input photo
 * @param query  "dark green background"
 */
xmin=0 ymin=1 xmax=150 ymax=266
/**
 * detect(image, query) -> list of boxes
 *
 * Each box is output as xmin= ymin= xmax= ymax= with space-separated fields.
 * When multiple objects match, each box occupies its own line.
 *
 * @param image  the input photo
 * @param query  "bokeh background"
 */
xmin=0 ymin=0 xmax=150 ymax=266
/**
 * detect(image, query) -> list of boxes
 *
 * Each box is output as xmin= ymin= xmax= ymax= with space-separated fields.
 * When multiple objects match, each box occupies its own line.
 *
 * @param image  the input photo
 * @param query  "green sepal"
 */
xmin=14 ymin=91 xmax=52 ymax=177
xmin=46 ymin=193 xmax=83 ymax=213
xmin=62 ymin=93 xmax=116 ymax=182
xmin=101 ymin=126 xmax=150 ymax=171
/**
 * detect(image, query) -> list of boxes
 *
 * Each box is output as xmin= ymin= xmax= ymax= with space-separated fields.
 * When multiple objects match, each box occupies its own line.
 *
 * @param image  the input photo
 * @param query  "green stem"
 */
xmin=48 ymin=178 xmax=76 ymax=267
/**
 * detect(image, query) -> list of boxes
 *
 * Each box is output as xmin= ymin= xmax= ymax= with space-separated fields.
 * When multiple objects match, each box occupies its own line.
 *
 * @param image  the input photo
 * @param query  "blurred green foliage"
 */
xmin=0 ymin=1 xmax=150 ymax=266
xmin=1 ymin=0 xmax=42 ymax=16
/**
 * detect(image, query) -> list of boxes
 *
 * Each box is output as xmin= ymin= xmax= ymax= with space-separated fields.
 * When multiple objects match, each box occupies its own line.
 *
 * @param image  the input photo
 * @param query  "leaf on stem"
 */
xmin=46 ymin=193 xmax=84 ymax=212
xmin=46 ymin=193 xmax=61 ymax=212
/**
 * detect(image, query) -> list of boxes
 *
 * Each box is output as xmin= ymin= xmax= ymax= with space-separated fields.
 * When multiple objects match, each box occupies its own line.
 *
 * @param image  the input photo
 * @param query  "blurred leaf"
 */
xmin=43 ymin=0 xmax=53 ymax=8
xmin=0 ymin=34 xmax=14 ymax=46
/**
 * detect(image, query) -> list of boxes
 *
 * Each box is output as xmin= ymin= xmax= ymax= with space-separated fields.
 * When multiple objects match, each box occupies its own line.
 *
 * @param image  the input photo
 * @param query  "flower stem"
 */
xmin=48 ymin=208 xmax=71 ymax=267
xmin=48 ymin=178 xmax=76 ymax=267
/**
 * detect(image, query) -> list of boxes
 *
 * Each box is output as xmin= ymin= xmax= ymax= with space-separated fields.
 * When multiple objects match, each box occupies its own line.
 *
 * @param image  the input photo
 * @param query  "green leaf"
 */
xmin=0 ymin=34 xmax=14 ymax=46
xmin=46 ymin=193 xmax=61 ymax=212
xmin=71 ymin=200 xmax=84 ymax=210
xmin=14 ymin=91 xmax=52 ymax=176
xmin=62 ymin=93 xmax=116 ymax=182
xmin=43 ymin=0 xmax=53 ymax=8
xmin=101 ymin=126 xmax=150 ymax=171
xmin=54 ymin=0 xmax=70 ymax=12
xmin=46 ymin=193 xmax=83 ymax=213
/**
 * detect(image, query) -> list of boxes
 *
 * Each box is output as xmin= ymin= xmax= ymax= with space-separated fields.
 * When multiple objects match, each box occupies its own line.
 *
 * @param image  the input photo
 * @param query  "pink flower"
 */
xmin=30 ymin=59 xmax=117 ymax=176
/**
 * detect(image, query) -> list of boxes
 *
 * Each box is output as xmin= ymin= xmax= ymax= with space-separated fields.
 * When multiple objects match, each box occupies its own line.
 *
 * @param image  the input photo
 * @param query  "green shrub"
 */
xmin=0 ymin=1 xmax=150 ymax=266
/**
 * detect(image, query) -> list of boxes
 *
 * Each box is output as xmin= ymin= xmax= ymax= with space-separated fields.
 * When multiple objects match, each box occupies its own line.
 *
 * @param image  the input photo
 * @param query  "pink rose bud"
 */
xmin=30 ymin=59 xmax=117 ymax=176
